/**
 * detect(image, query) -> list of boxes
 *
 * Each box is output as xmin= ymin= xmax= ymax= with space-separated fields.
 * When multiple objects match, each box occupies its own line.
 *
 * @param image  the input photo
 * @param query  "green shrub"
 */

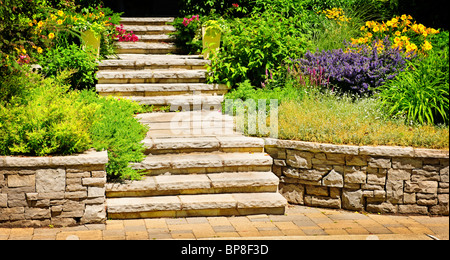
xmin=171 ymin=16 xmax=203 ymax=55
xmin=38 ymin=43 xmax=98 ymax=90
xmin=208 ymin=11 xmax=310 ymax=88
xmin=377 ymin=45 xmax=449 ymax=126
xmin=0 ymin=71 xmax=96 ymax=156
xmin=79 ymin=91 xmax=149 ymax=181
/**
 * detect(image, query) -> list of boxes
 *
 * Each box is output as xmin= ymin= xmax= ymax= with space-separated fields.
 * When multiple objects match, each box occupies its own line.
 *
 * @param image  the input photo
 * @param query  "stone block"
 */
xmin=360 ymin=146 xmax=414 ymax=157
xmin=387 ymin=169 xmax=411 ymax=181
xmin=411 ymin=169 xmax=439 ymax=182
xmin=398 ymin=204 xmax=428 ymax=215
xmin=322 ymin=169 xmax=344 ymax=188
xmin=0 ymin=194 xmax=7 ymax=207
xmin=366 ymin=202 xmax=398 ymax=214
xmin=279 ymin=183 xmax=304 ymax=205
xmin=82 ymin=177 xmax=107 ymax=187
xmin=82 ymin=204 xmax=106 ymax=224
xmin=346 ymin=155 xmax=368 ymax=166
xmin=306 ymin=185 xmax=328 ymax=196
xmin=392 ymin=157 xmax=422 ymax=169
xmin=286 ymin=150 xmax=313 ymax=169
xmin=7 ymin=174 xmax=35 ymax=188
xmin=304 ymin=195 xmax=341 ymax=209
xmin=88 ymin=187 xmax=105 ymax=198
xmin=344 ymin=170 xmax=366 ymax=184
xmin=403 ymin=193 xmax=416 ymax=204
xmin=342 ymin=189 xmax=363 ymax=211
xmin=386 ymin=180 xmax=403 ymax=203
xmin=368 ymin=157 xmax=391 ymax=168
xmin=36 ymin=168 xmax=66 ymax=193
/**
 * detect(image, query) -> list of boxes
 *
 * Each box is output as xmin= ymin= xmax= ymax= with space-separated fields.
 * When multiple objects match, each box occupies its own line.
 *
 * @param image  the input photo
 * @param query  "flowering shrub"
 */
xmin=182 ymin=15 xmax=200 ymax=27
xmin=351 ymin=15 xmax=440 ymax=56
xmin=114 ymin=24 xmax=139 ymax=42
xmin=172 ymin=15 xmax=202 ymax=54
xmin=297 ymin=38 xmax=410 ymax=94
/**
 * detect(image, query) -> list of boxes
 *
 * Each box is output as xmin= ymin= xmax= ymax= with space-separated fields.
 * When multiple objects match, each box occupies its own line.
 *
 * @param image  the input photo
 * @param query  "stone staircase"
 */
xmin=97 ymin=17 xmax=287 ymax=219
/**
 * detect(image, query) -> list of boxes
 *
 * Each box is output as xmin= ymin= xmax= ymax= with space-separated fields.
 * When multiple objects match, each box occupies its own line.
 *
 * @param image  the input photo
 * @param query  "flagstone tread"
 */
xmin=142 ymin=136 xmax=264 ymax=154
xmin=96 ymin=83 xmax=225 ymax=96
xmin=131 ymin=152 xmax=273 ymax=175
xmin=121 ymin=25 xmax=176 ymax=35
xmin=106 ymin=192 xmax=287 ymax=218
xmin=98 ymin=57 xmax=209 ymax=68
xmin=126 ymin=95 xmax=224 ymax=107
xmin=120 ymin=17 xmax=175 ymax=25
xmin=106 ymin=171 xmax=279 ymax=197
xmin=97 ymin=69 xmax=206 ymax=79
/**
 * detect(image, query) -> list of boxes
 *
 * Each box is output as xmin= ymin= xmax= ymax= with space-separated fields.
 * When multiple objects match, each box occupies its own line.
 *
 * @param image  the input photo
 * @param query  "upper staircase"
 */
xmin=96 ymin=17 xmax=287 ymax=219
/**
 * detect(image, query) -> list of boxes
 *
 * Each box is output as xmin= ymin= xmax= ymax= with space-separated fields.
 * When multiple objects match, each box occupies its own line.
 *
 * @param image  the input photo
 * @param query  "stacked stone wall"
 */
xmin=0 ymin=150 xmax=108 ymax=227
xmin=265 ymin=139 xmax=449 ymax=215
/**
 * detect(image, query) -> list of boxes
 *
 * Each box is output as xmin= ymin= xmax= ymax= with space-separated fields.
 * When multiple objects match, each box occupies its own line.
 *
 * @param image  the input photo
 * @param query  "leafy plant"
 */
xmin=79 ymin=91 xmax=149 ymax=181
xmin=38 ymin=43 xmax=98 ymax=90
xmin=208 ymin=11 xmax=310 ymax=88
xmin=377 ymin=46 xmax=449 ymax=126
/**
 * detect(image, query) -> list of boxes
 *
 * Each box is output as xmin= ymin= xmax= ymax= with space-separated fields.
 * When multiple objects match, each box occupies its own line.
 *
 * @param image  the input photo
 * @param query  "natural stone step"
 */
xmin=96 ymin=69 xmax=206 ymax=84
xmin=120 ymin=17 xmax=175 ymax=26
xmin=106 ymin=171 xmax=279 ymax=197
xmin=96 ymin=83 xmax=227 ymax=97
xmin=121 ymin=25 xmax=176 ymax=35
xmin=116 ymin=42 xmax=178 ymax=54
xmin=106 ymin=192 xmax=287 ymax=219
xmin=98 ymin=55 xmax=209 ymax=70
xmin=137 ymin=34 xmax=175 ymax=43
xmin=126 ymin=95 xmax=224 ymax=110
xmin=142 ymin=136 xmax=265 ymax=154
xmin=132 ymin=152 xmax=273 ymax=175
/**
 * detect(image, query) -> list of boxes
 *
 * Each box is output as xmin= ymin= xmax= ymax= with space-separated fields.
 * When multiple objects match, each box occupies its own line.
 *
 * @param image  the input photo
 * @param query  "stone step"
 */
xmin=121 ymin=25 xmax=176 ymax=35
xmin=98 ymin=56 xmax=209 ymax=70
xmin=96 ymin=83 xmax=227 ymax=97
xmin=106 ymin=171 xmax=279 ymax=198
xmin=132 ymin=152 xmax=273 ymax=175
xmin=126 ymin=95 xmax=224 ymax=110
xmin=116 ymin=42 xmax=178 ymax=54
xmin=106 ymin=192 xmax=287 ymax=219
xmin=120 ymin=17 xmax=175 ymax=26
xmin=96 ymin=69 xmax=206 ymax=84
xmin=142 ymin=136 xmax=265 ymax=154
xmin=133 ymin=34 xmax=175 ymax=43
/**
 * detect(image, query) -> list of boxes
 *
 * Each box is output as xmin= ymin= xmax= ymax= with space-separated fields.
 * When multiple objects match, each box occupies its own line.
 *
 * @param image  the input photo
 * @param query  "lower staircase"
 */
xmin=97 ymin=17 xmax=287 ymax=219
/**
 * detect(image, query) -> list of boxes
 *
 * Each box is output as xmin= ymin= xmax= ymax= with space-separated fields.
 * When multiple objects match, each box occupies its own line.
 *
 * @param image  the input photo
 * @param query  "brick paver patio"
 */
xmin=1 ymin=205 xmax=447 ymax=240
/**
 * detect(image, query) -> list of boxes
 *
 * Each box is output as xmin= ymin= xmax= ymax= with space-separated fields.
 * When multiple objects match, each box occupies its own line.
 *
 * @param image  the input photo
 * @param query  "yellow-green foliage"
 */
xmin=278 ymin=92 xmax=449 ymax=149
xmin=0 ymin=71 xmax=97 ymax=156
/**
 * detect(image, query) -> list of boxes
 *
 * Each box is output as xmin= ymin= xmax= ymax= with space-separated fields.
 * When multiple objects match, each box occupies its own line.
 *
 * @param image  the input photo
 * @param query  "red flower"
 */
xmin=232 ymin=3 xmax=239 ymax=8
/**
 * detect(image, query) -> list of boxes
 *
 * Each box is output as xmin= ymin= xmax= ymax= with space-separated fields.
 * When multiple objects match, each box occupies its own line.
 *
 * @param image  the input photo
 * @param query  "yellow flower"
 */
xmin=37 ymin=47 xmax=43 ymax=54
xmin=58 ymin=10 xmax=64 ymax=17
xmin=401 ymin=14 xmax=407 ymax=21
xmin=37 ymin=21 xmax=44 ymax=28
xmin=51 ymin=14 xmax=57 ymax=21
xmin=372 ymin=26 xmax=379 ymax=33
xmin=48 ymin=33 xmax=55 ymax=39
xmin=57 ymin=19 xmax=63 ymax=25
xmin=422 ymin=41 xmax=432 ymax=51
xmin=395 ymin=31 xmax=401 ymax=36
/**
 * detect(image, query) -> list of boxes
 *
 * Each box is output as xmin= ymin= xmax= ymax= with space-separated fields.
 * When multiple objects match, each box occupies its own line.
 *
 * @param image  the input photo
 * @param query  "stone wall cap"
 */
xmin=414 ymin=148 xmax=449 ymax=158
xmin=359 ymin=145 xmax=415 ymax=157
xmin=2 ymin=149 xmax=108 ymax=168
xmin=265 ymin=139 xmax=448 ymax=159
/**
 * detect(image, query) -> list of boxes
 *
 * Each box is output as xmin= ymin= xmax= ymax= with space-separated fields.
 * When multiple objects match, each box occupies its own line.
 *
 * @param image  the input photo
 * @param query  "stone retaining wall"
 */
xmin=264 ymin=139 xmax=449 ymax=216
xmin=0 ymin=150 xmax=108 ymax=227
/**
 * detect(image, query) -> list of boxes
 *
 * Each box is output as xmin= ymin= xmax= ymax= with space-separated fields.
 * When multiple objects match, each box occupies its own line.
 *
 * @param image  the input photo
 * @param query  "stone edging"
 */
xmin=0 ymin=150 xmax=108 ymax=228
xmin=264 ymin=138 xmax=449 ymax=216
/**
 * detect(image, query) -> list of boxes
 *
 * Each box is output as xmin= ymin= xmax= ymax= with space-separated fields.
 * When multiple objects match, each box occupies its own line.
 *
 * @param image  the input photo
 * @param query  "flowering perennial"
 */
xmin=352 ymin=15 xmax=439 ymax=55
xmin=296 ymin=38 xmax=410 ymax=94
